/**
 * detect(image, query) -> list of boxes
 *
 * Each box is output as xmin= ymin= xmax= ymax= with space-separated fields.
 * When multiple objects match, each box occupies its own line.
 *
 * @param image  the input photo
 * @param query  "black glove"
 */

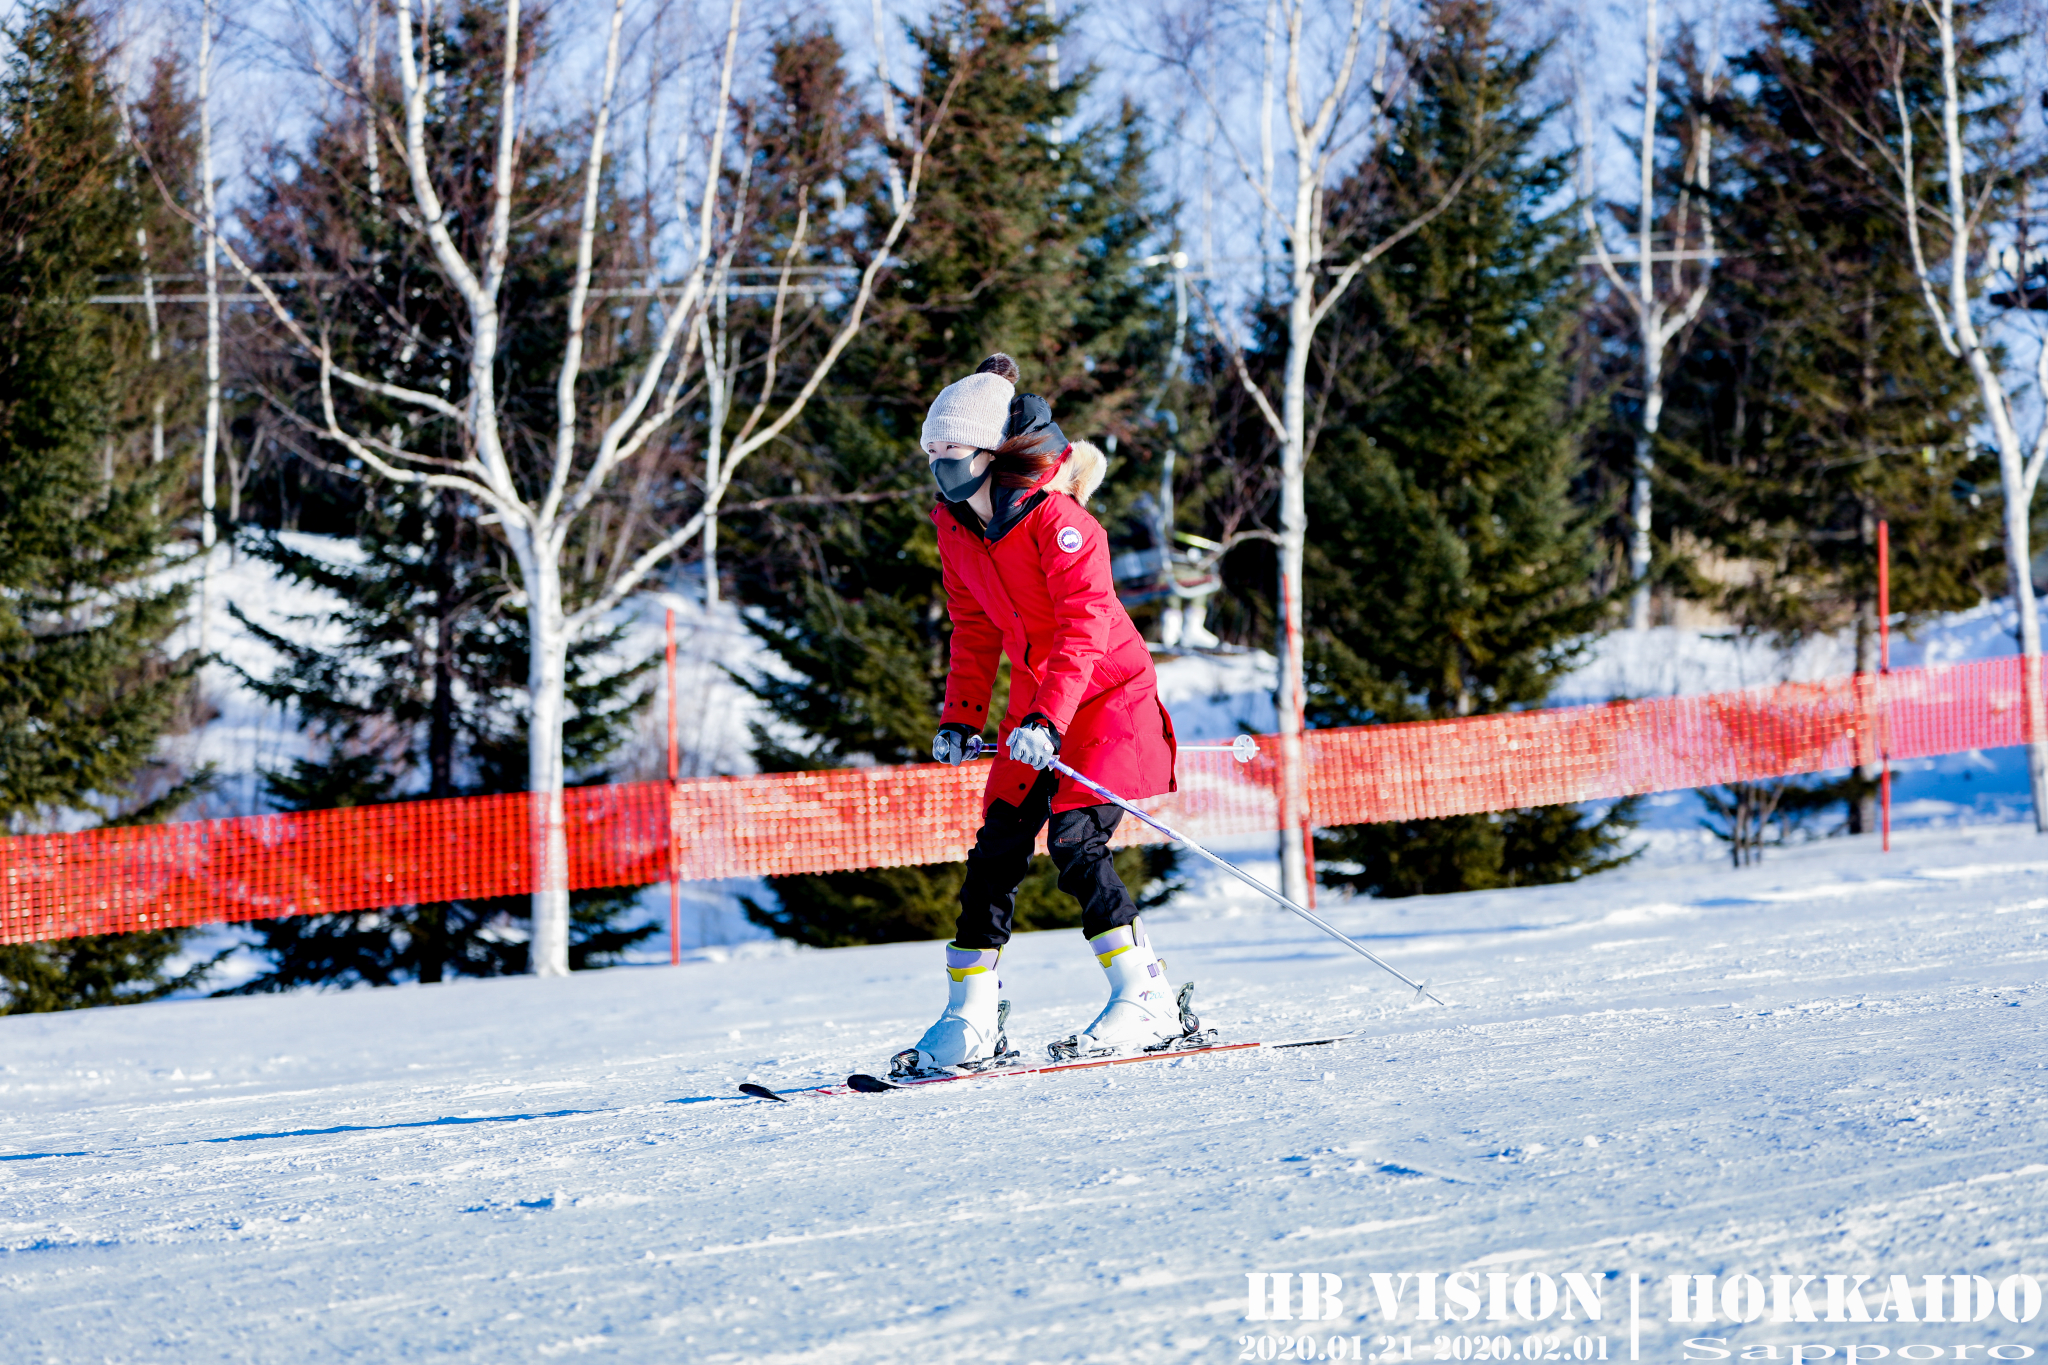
xmin=933 ymin=723 xmax=981 ymax=766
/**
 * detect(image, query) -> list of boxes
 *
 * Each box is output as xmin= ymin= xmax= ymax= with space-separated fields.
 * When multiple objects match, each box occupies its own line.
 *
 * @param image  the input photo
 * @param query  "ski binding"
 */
xmin=1045 ymin=980 xmax=1207 ymax=1062
xmin=885 ymin=999 xmax=1025 ymax=1081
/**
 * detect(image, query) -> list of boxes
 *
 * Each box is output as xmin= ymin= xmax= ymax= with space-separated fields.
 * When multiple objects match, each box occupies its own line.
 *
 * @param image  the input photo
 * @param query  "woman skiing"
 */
xmin=901 ymin=353 xmax=1188 ymax=1076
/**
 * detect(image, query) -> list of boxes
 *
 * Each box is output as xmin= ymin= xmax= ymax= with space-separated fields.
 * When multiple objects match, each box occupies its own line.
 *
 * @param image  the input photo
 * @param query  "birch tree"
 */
xmin=693 ymin=143 xmax=751 ymax=611
xmin=1182 ymin=0 xmax=1481 ymax=904
xmin=163 ymin=0 xmax=947 ymax=974
xmin=1859 ymin=0 xmax=2048 ymax=825
xmin=197 ymin=0 xmax=221 ymax=654
xmin=1581 ymin=0 xmax=1720 ymax=632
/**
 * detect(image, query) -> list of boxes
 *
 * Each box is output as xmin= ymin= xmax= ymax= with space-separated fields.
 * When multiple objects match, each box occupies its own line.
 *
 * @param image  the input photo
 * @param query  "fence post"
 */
xmin=1878 ymin=520 xmax=1891 ymax=853
xmin=667 ymin=607 xmax=681 ymax=965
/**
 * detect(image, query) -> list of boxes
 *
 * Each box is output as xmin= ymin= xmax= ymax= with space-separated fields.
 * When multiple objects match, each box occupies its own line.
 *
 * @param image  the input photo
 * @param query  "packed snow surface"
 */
xmin=5 ymin=823 xmax=2046 ymax=1362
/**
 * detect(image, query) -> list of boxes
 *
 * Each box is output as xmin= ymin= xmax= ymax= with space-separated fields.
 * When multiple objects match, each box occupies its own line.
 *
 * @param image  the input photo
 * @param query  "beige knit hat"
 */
xmin=921 ymin=355 xmax=1018 ymax=451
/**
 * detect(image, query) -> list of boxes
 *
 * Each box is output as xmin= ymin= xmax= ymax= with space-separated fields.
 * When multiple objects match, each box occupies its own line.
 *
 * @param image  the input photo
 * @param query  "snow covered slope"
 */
xmin=6 ymin=822 xmax=2045 ymax=1361
xmin=1149 ymin=604 xmax=2044 ymax=847
xmin=1556 ymin=605 xmax=2041 ymax=842
xmin=1547 ymin=601 xmax=2026 ymax=705
xmin=169 ymin=541 xmax=778 ymax=817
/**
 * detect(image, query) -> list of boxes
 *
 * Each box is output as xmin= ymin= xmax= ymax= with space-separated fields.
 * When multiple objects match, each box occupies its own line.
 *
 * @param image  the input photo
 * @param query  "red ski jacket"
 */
xmin=935 ymin=492 xmax=1177 ymax=816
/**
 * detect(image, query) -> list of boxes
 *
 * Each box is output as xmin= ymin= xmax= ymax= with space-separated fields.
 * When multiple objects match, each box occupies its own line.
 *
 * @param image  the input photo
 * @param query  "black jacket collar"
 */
xmin=941 ymin=491 xmax=1046 ymax=544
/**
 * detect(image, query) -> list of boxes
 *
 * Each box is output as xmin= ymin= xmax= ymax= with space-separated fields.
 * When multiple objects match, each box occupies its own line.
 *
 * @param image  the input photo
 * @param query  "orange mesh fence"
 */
xmin=1 ymin=656 xmax=2036 ymax=945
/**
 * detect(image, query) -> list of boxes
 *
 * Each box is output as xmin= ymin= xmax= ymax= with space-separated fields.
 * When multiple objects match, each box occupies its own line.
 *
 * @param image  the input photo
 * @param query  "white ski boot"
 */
xmin=891 ymin=945 xmax=1012 ymax=1077
xmin=1049 ymin=919 xmax=1199 ymax=1060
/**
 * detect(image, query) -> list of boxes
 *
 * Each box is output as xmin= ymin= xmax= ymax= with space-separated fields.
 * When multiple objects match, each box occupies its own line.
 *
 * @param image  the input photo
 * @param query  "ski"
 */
xmin=844 ymin=1030 xmax=1360 ymax=1095
xmin=733 ymin=980 xmax=1357 ymax=1104
xmin=736 ymin=1080 xmax=861 ymax=1103
xmin=737 ymin=1039 xmax=1359 ymax=1105
xmin=734 ymin=1033 xmax=1357 ymax=1102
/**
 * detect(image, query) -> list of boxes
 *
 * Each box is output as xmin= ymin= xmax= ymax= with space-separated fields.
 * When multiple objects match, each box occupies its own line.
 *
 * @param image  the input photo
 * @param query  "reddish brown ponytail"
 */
xmin=990 ymin=435 xmax=1070 ymax=490
xmin=987 ymin=391 xmax=1069 ymax=489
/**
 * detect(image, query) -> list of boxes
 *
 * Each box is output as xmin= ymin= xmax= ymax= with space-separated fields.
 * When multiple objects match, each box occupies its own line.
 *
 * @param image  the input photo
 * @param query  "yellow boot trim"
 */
xmin=947 ymin=963 xmax=995 ymax=982
xmin=1094 ymin=944 xmax=1134 ymax=968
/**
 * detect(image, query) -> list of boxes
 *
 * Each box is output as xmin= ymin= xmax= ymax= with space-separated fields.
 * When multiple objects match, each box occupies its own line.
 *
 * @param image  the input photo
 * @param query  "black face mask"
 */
xmin=931 ymin=453 xmax=990 ymax=501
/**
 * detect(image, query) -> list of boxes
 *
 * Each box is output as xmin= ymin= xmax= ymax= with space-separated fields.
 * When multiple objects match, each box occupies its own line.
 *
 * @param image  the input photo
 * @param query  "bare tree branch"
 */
xmin=570 ymin=49 xmax=967 ymax=632
xmin=1191 ymin=283 xmax=1286 ymax=446
xmin=543 ymin=0 xmax=629 ymax=528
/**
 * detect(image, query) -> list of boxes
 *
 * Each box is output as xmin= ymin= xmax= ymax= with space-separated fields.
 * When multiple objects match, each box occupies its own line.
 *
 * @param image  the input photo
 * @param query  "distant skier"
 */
xmin=904 ymin=353 xmax=1186 ymax=1074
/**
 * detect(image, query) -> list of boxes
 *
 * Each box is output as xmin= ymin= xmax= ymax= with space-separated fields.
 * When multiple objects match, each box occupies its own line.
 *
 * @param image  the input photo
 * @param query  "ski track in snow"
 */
xmin=4 ymin=824 xmax=2046 ymax=1361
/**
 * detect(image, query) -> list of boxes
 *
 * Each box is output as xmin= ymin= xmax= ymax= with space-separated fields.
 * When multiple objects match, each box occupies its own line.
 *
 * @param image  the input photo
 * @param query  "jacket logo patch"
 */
xmin=1056 ymin=526 xmax=1083 ymax=553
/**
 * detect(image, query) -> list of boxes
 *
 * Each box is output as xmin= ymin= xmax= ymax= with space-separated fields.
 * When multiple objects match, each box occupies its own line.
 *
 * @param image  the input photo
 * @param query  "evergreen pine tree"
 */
xmin=1300 ymin=0 xmax=1638 ymax=898
xmin=1659 ymin=0 xmax=2006 ymax=841
xmin=114 ymin=50 xmax=207 ymax=514
xmin=733 ymin=4 xmax=1181 ymax=944
xmin=1663 ymin=0 xmax=2007 ymax=637
xmin=0 ymin=3 xmax=215 ymax=1012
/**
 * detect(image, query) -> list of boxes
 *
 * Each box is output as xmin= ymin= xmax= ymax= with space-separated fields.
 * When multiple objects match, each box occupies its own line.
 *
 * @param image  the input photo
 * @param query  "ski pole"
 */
xmin=1178 ymin=735 xmax=1262 ymax=761
xmin=970 ymin=734 xmax=1262 ymax=764
xmin=1048 ymin=757 xmax=1446 ymax=1007
xmin=963 ymin=732 xmax=1444 ymax=1005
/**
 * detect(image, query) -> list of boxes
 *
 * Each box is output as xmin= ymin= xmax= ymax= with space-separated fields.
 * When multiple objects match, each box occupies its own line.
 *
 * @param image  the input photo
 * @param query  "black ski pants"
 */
xmin=952 ymin=769 xmax=1137 ymax=950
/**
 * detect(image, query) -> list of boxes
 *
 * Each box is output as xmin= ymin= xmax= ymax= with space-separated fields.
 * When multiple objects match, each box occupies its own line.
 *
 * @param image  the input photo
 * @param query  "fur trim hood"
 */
xmin=1059 ymin=439 xmax=1108 ymax=505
